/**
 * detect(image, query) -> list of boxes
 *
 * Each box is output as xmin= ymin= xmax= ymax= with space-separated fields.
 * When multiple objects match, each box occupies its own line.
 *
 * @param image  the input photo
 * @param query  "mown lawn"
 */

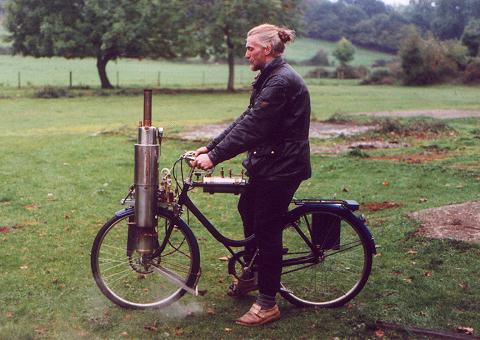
xmin=0 ymin=84 xmax=479 ymax=339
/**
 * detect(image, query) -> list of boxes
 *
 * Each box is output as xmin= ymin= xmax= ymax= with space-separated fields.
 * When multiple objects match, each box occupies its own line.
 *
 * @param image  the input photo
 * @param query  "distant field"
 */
xmin=286 ymin=38 xmax=393 ymax=66
xmin=0 ymin=37 xmax=393 ymax=89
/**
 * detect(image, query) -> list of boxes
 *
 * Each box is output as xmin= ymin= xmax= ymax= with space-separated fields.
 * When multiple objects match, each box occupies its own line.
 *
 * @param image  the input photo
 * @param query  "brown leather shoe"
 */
xmin=227 ymin=276 xmax=258 ymax=297
xmin=235 ymin=303 xmax=280 ymax=327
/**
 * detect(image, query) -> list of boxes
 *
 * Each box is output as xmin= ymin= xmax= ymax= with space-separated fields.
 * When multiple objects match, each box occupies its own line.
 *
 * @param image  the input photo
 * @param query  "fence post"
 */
xmin=17 ymin=71 xmax=21 ymax=89
xmin=69 ymin=71 xmax=72 ymax=88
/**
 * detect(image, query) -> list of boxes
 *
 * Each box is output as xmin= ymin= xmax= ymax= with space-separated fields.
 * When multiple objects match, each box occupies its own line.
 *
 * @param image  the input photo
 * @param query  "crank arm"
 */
xmin=150 ymin=264 xmax=199 ymax=296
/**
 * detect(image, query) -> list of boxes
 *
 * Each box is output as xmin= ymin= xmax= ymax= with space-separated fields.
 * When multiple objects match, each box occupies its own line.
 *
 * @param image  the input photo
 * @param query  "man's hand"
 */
xmin=195 ymin=153 xmax=214 ymax=170
xmin=194 ymin=146 xmax=209 ymax=157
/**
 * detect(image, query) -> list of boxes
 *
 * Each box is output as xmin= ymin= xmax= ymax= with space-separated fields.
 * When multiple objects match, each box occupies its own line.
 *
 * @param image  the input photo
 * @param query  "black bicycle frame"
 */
xmin=177 ymin=181 xmax=255 ymax=255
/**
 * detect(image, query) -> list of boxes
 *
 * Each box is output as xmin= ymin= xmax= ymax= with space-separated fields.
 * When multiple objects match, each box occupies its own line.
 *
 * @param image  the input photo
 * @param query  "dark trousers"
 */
xmin=238 ymin=178 xmax=300 ymax=297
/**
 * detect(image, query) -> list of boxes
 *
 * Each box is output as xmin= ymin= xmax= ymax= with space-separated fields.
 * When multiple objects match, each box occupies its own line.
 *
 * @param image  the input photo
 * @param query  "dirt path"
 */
xmin=179 ymin=122 xmax=378 ymax=141
xmin=352 ymin=109 xmax=480 ymax=119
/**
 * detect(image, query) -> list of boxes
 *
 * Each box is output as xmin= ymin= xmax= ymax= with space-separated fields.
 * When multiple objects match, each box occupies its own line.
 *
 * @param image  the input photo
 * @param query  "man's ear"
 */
xmin=264 ymin=44 xmax=272 ymax=56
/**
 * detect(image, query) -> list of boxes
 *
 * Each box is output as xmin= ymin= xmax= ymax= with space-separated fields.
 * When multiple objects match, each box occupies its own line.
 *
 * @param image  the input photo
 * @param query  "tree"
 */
xmin=190 ymin=0 xmax=301 ymax=92
xmin=431 ymin=0 xmax=466 ymax=40
xmin=5 ymin=0 xmax=190 ymax=88
xmin=333 ymin=37 xmax=355 ymax=66
xmin=462 ymin=19 xmax=480 ymax=57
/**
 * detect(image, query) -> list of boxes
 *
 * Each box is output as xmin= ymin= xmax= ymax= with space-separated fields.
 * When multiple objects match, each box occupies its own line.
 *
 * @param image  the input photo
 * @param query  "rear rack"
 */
xmin=293 ymin=198 xmax=360 ymax=211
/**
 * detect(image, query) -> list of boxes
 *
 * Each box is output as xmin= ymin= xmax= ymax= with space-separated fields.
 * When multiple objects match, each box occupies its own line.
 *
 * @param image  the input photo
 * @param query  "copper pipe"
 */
xmin=143 ymin=89 xmax=152 ymax=127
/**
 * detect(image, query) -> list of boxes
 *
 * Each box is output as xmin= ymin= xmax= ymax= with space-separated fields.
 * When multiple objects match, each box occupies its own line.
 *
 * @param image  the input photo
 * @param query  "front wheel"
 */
xmin=91 ymin=208 xmax=200 ymax=309
xmin=280 ymin=209 xmax=373 ymax=307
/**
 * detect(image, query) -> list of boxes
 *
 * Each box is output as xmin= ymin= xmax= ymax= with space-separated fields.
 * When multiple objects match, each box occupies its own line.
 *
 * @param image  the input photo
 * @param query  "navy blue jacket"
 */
xmin=207 ymin=57 xmax=311 ymax=181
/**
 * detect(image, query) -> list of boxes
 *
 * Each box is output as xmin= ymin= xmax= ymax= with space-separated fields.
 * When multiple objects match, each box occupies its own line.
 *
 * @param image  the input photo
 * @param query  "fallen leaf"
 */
xmin=382 ymin=181 xmax=389 ymax=187
xmin=144 ymin=320 xmax=158 ymax=332
xmin=6 ymin=312 xmax=13 ymax=319
xmin=47 ymin=193 xmax=55 ymax=200
xmin=406 ymin=249 xmax=417 ymax=255
xmin=224 ymin=328 xmax=232 ymax=332
xmin=20 ymin=265 xmax=28 ymax=270
xmin=459 ymin=282 xmax=469 ymax=290
xmin=457 ymin=326 xmax=474 ymax=335
xmin=218 ymin=256 xmax=229 ymax=261
xmin=424 ymin=271 xmax=433 ymax=277
xmin=342 ymin=187 xmax=349 ymax=192
xmin=24 ymin=204 xmax=39 ymax=211
xmin=419 ymin=198 xmax=428 ymax=203
xmin=375 ymin=329 xmax=385 ymax=337
xmin=175 ymin=327 xmax=184 ymax=336
xmin=403 ymin=278 xmax=413 ymax=284
xmin=119 ymin=331 xmax=129 ymax=337
xmin=207 ymin=308 xmax=215 ymax=315
xmin=0 ymin=227 xmax=10 ymax=233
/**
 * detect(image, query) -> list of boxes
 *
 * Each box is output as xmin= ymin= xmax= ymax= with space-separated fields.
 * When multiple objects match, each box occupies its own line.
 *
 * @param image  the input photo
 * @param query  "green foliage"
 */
xmin=34 ymin=86 xmax=71 ymax=98
xmin=333 ymin=37 xmax=355 ymax=66
xmin=4 ymin=0 xmax=191 ymax=88
xmin=462 ymin=19 xmax=480 ymax=57
xmin=307 ymin=48 xmax=330 ymax=66
xmin=431 ymin=0 xmax=466 ymax=40
xmin=187 ymin=0 xmax=301 ymax=91
xmin=305 ymin=67 xmax=334 ymax=79
xmin=399 ymin=27 xmax=460 ymax=85
xmin=463 ymin=57 xmax=480 ymax=84
xmin=360 ymin=69 xmax=394 ymax=85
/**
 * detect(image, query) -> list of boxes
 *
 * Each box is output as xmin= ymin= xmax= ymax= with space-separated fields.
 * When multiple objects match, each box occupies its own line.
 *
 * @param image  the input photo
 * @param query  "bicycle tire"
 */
xmin=279 ymin=207 xmax=373 ymax=308
xmin=91 ymin=208 xmax=200 ymax=309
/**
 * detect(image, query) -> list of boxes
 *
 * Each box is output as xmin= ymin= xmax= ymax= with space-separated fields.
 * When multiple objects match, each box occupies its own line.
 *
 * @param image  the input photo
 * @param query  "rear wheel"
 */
xmin=91 ymin=209 xmax=200 ymax=309
xmin=280 ymin=209 xmax=373 ymax=307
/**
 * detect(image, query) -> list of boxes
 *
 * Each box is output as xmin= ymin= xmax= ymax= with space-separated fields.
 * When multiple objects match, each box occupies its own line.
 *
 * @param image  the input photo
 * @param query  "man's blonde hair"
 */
xmin=247 ymin=24 xmax=295 ymax=56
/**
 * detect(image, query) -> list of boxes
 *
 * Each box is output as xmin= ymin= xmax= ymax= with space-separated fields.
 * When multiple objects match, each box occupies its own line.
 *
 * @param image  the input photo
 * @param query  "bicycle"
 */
xmin=91 ymin=151 xmax=377 ymax=310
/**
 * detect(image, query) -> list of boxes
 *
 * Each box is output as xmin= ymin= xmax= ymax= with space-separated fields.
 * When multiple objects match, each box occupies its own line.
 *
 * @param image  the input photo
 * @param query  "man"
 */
xmin=193 ymin=23 xmax=311 ymax=326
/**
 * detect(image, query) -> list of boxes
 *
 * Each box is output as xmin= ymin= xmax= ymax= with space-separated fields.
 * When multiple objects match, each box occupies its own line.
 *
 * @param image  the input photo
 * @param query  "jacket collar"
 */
xmin=252 ymin=57 xmax=285 ymax=88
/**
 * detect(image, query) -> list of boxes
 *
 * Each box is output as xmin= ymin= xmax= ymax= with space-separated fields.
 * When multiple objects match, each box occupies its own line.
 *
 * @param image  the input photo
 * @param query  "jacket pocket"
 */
xmin=244 ymin=145 xmax=281 ymax=177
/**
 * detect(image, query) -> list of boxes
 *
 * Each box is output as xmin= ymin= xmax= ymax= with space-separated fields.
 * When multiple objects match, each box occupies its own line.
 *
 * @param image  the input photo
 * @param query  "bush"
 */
xmin=335 ymin=65 xmax=368 ymax=79
xmin=360 ymin=69 xmax=394 ymax=85
xmin=305 ymin=67 xmax=335 ymax=78
xmin=463 ymin=58 xmax=480 ymax=84
xmin=399 ymin=27 xmax=459 ymax=85
xmin=377 ymin=117 xmax=453 ymax=136
xmin=34 ymin=87 xmax=71 ymax=98
xmin=306 ymin=48 xmax=330 ymax=66
xmin=443 ymin=40 xmax=469 ymax=70
xmin=371 ymin=59 xmax=388 ymax=68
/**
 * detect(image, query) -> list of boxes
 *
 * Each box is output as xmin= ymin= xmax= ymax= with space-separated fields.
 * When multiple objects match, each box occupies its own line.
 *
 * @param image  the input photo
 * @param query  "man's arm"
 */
xmin=207 ymin=76 xmax=288 ymax=165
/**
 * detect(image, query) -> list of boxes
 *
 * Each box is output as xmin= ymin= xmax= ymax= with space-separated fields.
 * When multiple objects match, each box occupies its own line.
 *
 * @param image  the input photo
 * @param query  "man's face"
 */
xmin=245 ymin=35 xmax=269 ymax=71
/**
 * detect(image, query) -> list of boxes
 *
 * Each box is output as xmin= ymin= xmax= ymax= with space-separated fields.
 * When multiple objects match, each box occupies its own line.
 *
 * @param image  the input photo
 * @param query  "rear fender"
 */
xmin=286 ymin=204 xmax=376 ymax=254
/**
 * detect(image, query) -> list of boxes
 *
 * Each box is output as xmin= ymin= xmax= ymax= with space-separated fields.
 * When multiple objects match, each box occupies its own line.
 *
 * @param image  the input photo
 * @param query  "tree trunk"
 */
xmin=226 ymin=30 xmax=235 ymax=92
xmin=96 ymin=55 xmax=113 ymax=89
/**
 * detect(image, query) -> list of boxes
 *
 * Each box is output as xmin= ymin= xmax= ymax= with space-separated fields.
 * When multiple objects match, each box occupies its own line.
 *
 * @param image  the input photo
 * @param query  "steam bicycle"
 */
xmin=91 ymin=151 xmax=376 ymax=309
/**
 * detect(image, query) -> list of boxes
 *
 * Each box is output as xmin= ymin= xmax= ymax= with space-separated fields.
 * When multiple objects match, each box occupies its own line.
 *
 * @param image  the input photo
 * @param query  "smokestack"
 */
xmin=134 ymin=89 xmax=161 ymax=254
xmin=143 ymin=89 xmax=152 ymax=127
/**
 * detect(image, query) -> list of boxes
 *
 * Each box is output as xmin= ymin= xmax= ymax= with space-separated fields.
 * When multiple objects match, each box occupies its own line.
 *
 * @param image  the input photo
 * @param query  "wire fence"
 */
xmin=0 ymin=56 xmax=314 ymax=89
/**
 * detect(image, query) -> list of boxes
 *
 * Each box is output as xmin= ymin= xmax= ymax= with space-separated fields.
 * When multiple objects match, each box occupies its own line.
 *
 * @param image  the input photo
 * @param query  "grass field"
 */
xmin=0 ymin=37 xmax=392 ymax=89
xmin=0 ymin=84 xmax=479 ymax=339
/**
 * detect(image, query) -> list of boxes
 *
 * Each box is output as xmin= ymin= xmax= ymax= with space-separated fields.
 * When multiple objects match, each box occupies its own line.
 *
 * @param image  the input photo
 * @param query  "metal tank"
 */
xmin=133 ymin=89 xmax=163 ymax=254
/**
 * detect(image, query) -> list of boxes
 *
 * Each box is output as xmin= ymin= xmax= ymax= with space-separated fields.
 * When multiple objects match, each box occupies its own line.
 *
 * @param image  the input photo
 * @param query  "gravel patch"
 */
xmin=409 ymin=201 xmax=480 ymax=243
xmin=179 ymin=122 xmax=378 ymax=141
